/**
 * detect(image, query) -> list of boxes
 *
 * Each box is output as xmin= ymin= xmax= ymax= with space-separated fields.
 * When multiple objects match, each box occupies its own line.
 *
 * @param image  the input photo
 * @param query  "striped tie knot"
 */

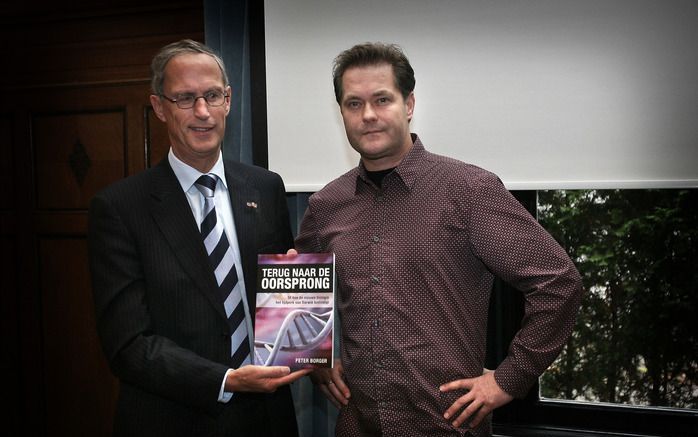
xmin=194 ymin=174 xmax=219 ymax=241
xmin=195 ymin=174 xmax=217 ymax=198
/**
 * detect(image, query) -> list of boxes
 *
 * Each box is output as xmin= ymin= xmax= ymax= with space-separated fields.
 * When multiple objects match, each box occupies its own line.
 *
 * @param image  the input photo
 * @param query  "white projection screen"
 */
xmin=264 ymin=0 xmax=698 ymax=192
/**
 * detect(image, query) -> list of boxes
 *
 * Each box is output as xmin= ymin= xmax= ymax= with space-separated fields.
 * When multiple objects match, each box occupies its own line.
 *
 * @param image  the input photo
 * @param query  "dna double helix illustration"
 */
xmin=254 ymin=308 xmax=333 ymax=366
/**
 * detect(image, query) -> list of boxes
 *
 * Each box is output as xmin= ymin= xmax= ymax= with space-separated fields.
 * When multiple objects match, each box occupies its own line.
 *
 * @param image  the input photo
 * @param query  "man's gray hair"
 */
xmin=150 ymin=39 xmax=229 ymax=95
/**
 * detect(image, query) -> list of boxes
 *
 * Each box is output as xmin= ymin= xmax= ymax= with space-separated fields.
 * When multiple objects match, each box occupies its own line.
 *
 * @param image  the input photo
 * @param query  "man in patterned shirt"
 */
xmin=294 ymin=42 xmax=584 ymax=436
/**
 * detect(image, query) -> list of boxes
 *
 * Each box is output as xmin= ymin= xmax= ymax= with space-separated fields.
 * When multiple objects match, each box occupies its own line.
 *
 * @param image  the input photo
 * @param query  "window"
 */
xmin=538 ymin=188 xmax=697 ymax=410
xmin=493 ymin=189 xmax=697 ymax=436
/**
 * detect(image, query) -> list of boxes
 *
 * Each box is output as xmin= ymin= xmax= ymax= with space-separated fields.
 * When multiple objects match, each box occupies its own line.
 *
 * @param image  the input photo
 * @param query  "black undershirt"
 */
xmin=366 ymin=168 xmax=395 ymax=188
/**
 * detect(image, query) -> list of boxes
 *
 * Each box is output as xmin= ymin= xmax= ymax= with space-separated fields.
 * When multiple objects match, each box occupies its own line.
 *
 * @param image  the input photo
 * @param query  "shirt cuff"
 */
xmin=494 ymin=357 xmax=538 ymax=399
xmin=217 ymin=368 xmax=235 ymax=403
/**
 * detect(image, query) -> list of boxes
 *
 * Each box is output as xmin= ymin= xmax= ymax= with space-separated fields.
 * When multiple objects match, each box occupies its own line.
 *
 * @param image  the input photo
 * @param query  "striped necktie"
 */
xmin=194 ymin=174 xmax=251 ymax=368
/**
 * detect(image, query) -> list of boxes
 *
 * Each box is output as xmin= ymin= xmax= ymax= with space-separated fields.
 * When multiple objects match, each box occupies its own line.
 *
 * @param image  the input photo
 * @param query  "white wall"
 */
xmin=264 ymin=0 xmax=698 ymax=191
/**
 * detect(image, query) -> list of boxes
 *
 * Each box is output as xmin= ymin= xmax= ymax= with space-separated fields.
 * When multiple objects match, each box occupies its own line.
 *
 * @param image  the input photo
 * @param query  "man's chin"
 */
xmin=188 ymin=138 xmax=221 ymax=152
xmin=354 ymin=140 xmax=387 ymax=154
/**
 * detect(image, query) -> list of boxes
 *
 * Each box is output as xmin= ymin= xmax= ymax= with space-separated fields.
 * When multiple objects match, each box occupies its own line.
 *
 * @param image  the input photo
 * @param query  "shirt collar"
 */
xmin=356 ymin=133 xmax=426 ymax=193
xmin=168 ymin=149 xmax=228 ymax=193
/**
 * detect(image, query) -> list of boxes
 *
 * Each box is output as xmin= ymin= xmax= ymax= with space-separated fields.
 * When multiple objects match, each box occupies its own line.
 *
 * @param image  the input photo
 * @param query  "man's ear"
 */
xmin=405 ymin=92 xmax=415 ymax=122
xmin=150 ymin=94 xmax=167 ymax=122
xmin=224 ymin=85 xmax=232 ymax=116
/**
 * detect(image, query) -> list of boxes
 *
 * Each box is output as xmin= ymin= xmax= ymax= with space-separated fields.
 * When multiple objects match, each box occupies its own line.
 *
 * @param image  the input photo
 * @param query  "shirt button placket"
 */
xmin=370 ymin=275 xmax=381 ymax=350
xmin=369 ymin=191 xmax=387 ymax=400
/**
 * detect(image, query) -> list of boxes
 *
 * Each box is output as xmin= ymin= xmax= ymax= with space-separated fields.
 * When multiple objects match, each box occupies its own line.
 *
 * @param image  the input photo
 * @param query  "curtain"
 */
xmin=204 ymin=0 xmax=252 ymax=164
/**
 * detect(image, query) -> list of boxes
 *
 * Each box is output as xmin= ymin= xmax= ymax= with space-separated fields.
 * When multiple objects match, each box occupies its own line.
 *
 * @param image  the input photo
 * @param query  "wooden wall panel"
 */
xmin=33 ymin=111 xmax=126 ymax=210
xmin=26 ymin=81 xmax=172 ymax=220
xmin=146 ymin=106 xmax=170 ymax=167
xmin=1 ymin=1 xmax=205 ymax=435
xmin=3 ymin=2 xmax=205 ymax=88
xmin=39 ymin=237 xmax=117 ymax=437
xmin=25 ymin=80 xmax=163 ymax=436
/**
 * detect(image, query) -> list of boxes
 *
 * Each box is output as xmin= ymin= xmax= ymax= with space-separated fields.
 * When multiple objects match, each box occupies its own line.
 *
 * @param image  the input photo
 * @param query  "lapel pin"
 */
xmin=246 ymin=201 xmax=258 ymax=209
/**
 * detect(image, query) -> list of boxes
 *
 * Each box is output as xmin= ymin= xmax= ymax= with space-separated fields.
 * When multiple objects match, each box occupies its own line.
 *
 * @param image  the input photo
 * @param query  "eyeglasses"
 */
xmin=159 ymin=90 xmax=229 ymax=109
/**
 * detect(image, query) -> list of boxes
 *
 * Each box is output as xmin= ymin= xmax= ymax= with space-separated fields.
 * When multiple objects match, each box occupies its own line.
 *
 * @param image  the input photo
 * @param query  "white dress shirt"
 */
xmin=168 ymin=149 xmax=254 ymax=402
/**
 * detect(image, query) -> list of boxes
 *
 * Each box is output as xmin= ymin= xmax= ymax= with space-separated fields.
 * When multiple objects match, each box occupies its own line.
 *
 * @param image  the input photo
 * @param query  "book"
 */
xmin=254 ymin=253 xmax=335 ymax=370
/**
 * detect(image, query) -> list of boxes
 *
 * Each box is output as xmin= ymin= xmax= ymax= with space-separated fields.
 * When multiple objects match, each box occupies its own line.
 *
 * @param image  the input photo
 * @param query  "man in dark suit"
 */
xmin=88 ymin=39 xmax=310 ymax=437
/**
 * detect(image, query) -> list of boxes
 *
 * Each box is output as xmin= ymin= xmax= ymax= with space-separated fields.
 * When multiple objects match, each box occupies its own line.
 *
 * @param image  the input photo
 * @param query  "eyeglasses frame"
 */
xmin=158 ymin=91 xmax=230 ymax=109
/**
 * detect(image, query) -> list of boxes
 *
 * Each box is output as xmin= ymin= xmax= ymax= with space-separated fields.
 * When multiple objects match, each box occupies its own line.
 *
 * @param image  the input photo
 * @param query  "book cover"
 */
xmin=254 ymin=253 xmax=335 ymax=370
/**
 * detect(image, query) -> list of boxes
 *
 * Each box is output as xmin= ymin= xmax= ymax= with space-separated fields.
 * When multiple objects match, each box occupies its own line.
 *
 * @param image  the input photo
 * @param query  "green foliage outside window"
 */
xmin=537 ymin=189 xmax=698 ymax=409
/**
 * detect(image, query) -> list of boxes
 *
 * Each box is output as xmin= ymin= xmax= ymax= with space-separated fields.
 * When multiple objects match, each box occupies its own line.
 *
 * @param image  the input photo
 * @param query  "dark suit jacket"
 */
xmin=88 ymin=158 xmax=298 ymax=437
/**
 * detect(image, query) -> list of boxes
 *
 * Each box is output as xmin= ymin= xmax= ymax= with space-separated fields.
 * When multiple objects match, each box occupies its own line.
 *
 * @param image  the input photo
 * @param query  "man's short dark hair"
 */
xmin=332 ymin=42 xmax=415 ymax=103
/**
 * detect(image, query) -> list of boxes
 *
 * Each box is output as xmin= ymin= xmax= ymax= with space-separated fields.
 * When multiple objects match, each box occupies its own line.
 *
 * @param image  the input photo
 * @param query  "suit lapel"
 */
xmin=149 ymin=160 xmax=228 ymax=321
xmin=225 ymin=164 xmax=260 ymax=309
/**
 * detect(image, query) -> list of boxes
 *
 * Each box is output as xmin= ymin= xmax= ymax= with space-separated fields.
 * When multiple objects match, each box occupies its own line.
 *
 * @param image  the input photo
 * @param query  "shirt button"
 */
xmin=371 ymin=276 xmax=380 ymax=284
xmin=372 ymin=235 xmax=380 ymax=243
xmin=372 ymin=319 xmax=380 ymax=328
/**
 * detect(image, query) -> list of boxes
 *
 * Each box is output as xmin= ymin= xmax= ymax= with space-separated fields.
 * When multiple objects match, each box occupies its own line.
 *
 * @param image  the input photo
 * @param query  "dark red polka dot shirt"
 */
xmin=295 ymin=136 xmax=583 ymax=436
